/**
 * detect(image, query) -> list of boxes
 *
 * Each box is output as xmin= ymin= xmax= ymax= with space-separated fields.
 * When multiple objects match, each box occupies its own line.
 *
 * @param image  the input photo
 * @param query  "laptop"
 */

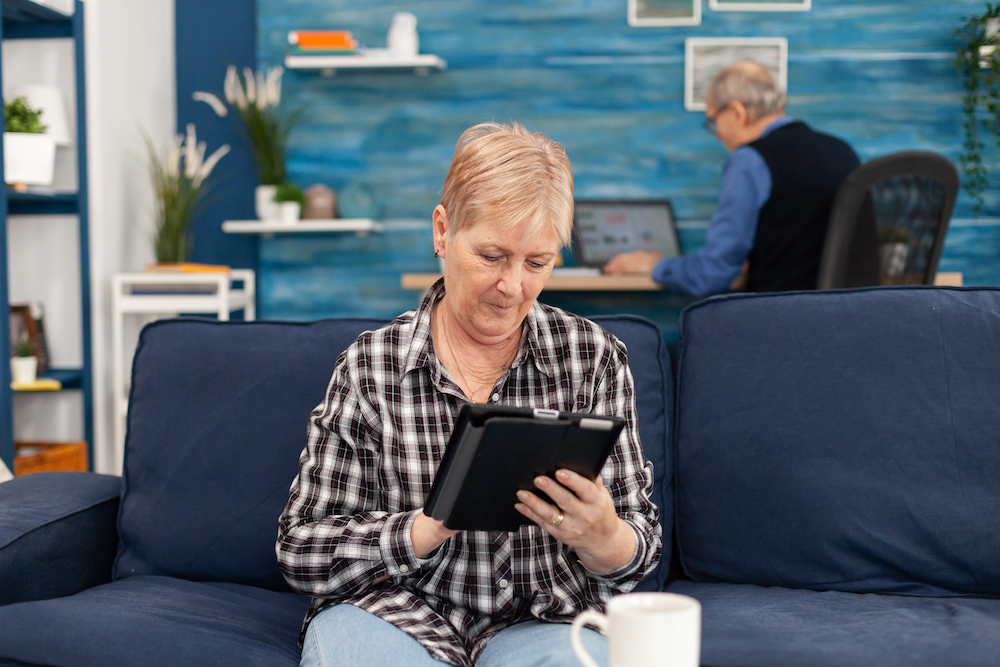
xmin=570 ymin=200 xmax=680 ymax=269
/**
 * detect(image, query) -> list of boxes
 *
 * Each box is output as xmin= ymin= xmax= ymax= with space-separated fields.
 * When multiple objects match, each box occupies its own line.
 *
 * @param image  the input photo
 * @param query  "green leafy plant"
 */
xmin=193 ymin=66 xmax=301 ymax=186
xmin=4 ymin=96 xmax=47 ymax=134
xmin=13 ymin=338 xmax=35 ymax=358
xmin=143 ymin=124 xmax=230 ymax=263
xmin=273 ymin=183 xmax=306 ymax=207
xmin=877 ymin=226 xmax=912 ymax=244
xmin=955 ymin=5 xmax=1000 ymax=214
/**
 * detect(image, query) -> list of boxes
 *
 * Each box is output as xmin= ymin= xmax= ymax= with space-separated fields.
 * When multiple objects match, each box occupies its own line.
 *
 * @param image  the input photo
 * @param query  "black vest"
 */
xmin=746 ymin=121 xmax=860 ymax=292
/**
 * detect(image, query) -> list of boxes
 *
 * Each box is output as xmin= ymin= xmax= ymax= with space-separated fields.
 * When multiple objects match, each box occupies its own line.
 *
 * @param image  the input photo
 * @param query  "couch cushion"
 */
xmin=667 ymin=580 xmax=1000 ymax=667
xmin=591 ymin=315 xmax=674 ymax=590
xmin=674 ymin=287 xmax=1000 ymax=596
xmin=0 ymin=576 xmax=310 ymax=667
xmin=116 ymin=318 xmax=386 ymax=590
xmin=116 ymin=314 xmax=674 ymax=592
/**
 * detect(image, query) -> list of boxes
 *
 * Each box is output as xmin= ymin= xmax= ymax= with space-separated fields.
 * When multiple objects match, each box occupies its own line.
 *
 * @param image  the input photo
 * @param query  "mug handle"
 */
xmin=571 ymin=610 xmax=609 ymax=667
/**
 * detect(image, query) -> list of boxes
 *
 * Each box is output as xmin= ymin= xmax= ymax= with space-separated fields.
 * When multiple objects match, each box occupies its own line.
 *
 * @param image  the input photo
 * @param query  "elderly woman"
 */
xmin=277 ymin=121 xmax=661 ymax=667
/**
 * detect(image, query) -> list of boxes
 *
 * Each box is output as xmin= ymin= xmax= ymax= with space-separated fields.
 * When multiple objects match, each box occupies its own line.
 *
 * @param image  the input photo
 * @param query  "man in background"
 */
xmin=603 ymin=61 xmax=860 ymax=296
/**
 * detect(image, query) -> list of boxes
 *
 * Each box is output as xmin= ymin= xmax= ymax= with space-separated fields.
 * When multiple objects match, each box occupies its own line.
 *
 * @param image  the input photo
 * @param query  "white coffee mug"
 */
xmin=571 ymin=592 xmax=701 ymax=667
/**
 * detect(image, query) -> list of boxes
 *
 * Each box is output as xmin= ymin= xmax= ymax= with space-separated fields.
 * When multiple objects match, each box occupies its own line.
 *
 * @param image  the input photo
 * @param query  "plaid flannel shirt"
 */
xmin=276 ymin=280 xmax=661 ymax=667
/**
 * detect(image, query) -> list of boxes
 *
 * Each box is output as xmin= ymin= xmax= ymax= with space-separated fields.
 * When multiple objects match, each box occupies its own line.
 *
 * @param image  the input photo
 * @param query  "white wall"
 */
xmin=87 ymin=0 xmax=176 ymax=474
xmin=4 ymin=0 xmax=176 ymax=474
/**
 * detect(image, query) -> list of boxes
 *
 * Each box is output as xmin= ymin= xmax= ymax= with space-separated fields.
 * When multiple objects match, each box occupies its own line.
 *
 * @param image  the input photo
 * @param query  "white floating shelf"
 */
xmin=222 ymin=219 xmax=384 ymax=235
xmin=284 ymin=51 xmax=447 ymax=74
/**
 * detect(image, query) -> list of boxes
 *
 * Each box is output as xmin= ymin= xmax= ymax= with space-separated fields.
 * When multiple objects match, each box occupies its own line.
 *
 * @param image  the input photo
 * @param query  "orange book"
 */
xmin=288 ymin=30 xmax=357 ymax=50
xmin=145 ymin=262 xmax=231 ymax=274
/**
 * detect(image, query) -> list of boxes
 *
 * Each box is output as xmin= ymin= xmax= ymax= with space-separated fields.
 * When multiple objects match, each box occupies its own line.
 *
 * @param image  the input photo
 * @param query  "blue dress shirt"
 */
xmin=651 ymin=116 xmax=794 ymax=297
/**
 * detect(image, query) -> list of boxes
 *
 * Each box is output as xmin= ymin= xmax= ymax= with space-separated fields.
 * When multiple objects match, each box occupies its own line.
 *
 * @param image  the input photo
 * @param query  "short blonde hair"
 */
xmin=440 ymin=121 xmax=574 ymax=247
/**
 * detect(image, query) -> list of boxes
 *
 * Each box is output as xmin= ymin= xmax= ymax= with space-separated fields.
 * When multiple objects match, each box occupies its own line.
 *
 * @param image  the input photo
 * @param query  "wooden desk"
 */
xmin=401 ymin=273 xmax=663 ymax=291
xmin=402 ymin=272 xmax=964 ymax=291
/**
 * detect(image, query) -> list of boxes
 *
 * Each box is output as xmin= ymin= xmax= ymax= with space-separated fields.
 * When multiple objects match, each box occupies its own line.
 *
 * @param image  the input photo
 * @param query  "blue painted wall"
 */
xmin=250 ymin=0 xmax=1000 ymax=334
xmin=176 ymin=0 xmax=258 ymax=273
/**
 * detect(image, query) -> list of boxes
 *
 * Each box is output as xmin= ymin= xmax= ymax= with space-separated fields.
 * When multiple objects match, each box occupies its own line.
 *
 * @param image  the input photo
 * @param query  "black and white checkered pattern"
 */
xmin=277 ymin=280 xmax=662 ymax=667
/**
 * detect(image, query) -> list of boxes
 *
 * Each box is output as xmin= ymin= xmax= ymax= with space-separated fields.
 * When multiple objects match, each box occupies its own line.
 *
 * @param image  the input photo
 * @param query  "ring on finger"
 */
xmin=550 ymin=511 xmax=565 ymax=527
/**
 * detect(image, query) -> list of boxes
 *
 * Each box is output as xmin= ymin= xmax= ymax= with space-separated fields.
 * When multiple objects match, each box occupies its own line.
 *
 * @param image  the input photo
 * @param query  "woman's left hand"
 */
xmin=515 ymin=469 xmax=636 ymax=574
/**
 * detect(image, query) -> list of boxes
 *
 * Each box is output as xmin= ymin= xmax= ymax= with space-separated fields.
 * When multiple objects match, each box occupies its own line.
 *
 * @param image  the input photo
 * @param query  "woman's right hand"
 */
xmin=411 ymin=511 xmax=459 ymax=559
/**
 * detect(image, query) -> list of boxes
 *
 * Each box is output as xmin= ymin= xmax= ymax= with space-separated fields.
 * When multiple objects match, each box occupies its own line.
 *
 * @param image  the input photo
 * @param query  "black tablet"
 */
xmin=425 ymin=404 xmax=625 ymax=531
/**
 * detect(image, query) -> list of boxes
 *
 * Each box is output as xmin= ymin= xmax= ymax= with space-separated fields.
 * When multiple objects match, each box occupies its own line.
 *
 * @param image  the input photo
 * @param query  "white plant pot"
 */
xmin=11 ymin=356 xmax=38 ymax=385
xmin=3 ymin=132 xmax=56 ymax=188
xmin=255 ymin=185 xmax=280 ymax=221
xmin=879 ymin=242 xmax=909 ymax=276
xmin=278 ymin=201 xmax=301 ymax=225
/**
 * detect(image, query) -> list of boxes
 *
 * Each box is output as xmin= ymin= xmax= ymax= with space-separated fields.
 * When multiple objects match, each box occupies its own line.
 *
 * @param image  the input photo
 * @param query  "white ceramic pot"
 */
xmin=879 ymin=242 xmax=909 ymax=276
xmin=3 ymin=132 xmax=56 ymax=188
xmin=11 ymin=356 xmax=38 ymax=385
xmin=255 ymin=185 xmax=280 ymax=221
xmin=278 ymin=201 xmax=301 ymax=225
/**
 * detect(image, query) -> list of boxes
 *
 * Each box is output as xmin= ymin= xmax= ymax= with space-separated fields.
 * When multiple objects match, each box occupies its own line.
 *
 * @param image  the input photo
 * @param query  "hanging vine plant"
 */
xmin=956 ymin=4 xmax=1000 ymax=214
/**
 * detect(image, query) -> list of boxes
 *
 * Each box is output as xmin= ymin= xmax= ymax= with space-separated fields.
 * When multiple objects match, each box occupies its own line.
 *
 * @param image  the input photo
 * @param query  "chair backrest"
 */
xmin=817 ymin=151 xmax=958 ymax=289
xmin=113 ymin=315 xmax=674 ymax=592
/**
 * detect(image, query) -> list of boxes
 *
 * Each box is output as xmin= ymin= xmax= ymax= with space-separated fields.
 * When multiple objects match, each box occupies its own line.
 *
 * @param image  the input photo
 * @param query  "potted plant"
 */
xmin=193 ymin=66 xmax=300 ymax=221
xmin=274 ymin=183 xmax=306 ymax=224
xmin=877 ymin=225 xmax=912 ymax=276
xmin=143 ymin=124 xmax=230 ymax=264
xmin=3 ymin=96 xmax=56 ymax=192
xmin=955 ymin=4 xmax=1000 ymax=213
xmin=11 ymin=338 xmax=37 ymax=385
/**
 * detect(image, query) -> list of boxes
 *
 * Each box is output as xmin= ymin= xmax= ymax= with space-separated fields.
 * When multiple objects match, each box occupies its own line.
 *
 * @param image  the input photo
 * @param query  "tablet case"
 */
xmin=426 ymin=405 xmax=625 ymax=531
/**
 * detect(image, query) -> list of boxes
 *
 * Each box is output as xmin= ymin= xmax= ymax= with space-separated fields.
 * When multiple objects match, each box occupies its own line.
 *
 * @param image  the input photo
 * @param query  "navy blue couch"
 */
xmin=1 ymin=287 xmax=998 ymax=666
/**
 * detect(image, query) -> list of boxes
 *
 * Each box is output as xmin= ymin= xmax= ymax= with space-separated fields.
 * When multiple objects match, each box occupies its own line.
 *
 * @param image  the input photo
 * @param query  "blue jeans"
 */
xmin=300 ymin=602 xmax=609 ymax=667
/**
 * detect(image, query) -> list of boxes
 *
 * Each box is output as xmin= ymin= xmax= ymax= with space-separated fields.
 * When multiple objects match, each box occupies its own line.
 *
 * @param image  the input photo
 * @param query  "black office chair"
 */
xmin=817 ymin=151 xmax=959 ymax=289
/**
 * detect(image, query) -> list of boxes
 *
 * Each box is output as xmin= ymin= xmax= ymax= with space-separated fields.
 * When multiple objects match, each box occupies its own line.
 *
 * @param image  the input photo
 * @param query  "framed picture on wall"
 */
xmin=629 ymin=0 xmax=701 ymax=27
xmin=684 ymin=37 xmax=788 ymax=111
xmin=709 ymin=0 xmax=811 ymax=11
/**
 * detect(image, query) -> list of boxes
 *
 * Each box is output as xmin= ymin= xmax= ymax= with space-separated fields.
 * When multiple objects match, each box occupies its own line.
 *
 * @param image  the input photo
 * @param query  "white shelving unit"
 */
xmin=222 ymin=219 xmax=384 ymax=235
xmin=284 ymin=51 xmax=446 ymax=75
xmin=110 ymin=270 xmax=255 ymax=473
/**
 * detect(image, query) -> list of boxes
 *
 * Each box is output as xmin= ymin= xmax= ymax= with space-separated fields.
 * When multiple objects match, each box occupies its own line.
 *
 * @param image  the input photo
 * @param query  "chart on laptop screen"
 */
xmin=572 ymin=201 xmax=681 ymax=267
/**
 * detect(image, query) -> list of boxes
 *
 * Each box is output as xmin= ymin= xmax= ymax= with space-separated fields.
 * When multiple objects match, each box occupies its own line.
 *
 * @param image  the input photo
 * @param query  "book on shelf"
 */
xmin=145 ymin=262 xmax=231 ymax=274
xmin=288 ymin=30 xmax=358 ymax=51
xmin=425 ymin=405 xmax=625 ymax=532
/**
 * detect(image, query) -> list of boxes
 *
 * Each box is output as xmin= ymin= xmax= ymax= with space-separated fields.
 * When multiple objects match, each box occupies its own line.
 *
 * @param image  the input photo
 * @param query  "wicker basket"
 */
xmin=14 ymin=441 xmax=88 ymax=476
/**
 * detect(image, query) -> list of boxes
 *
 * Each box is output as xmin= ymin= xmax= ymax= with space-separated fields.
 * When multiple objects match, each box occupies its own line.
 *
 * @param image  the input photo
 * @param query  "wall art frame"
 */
xmin=684 ymin=37 xmax=788 ymax=111
xmin=628 ymin=0 xmax=702 ymax=27
xmin=709 ymin=0 xmax=810 ymax=11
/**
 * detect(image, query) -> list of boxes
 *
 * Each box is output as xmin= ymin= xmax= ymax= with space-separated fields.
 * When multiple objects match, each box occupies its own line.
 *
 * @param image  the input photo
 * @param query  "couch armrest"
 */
xmin=0 ymin=472 xmax=121 ymax=605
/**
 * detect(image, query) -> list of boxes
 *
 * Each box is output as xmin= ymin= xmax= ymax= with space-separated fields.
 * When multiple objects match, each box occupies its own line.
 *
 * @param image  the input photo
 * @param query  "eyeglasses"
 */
xmin=702 ymin=104 xmax=730 ymax=136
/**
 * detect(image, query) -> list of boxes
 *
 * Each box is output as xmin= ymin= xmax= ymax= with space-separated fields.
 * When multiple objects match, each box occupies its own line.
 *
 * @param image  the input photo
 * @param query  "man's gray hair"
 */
xmin=707 ymin=61 xmax=787 ymax=121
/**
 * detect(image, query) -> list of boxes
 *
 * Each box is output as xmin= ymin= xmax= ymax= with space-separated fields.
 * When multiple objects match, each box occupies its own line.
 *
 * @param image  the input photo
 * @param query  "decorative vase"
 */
xmin=878 ymin=242 xmax=909 ymax=276
xmin=3 ymin=133 xmax=56 ymax=191
xmin=303 ymin=184 xmax=336 ymax=219
xmin=255 ymin=185 xmax=280 ymax=221
xmin=387 ymin=12 xmax=419 ymax=58
xmin=11 ymin=356 xmax=38 ymax=385
xmin=278 ymin=201 xmax=301 ymax=225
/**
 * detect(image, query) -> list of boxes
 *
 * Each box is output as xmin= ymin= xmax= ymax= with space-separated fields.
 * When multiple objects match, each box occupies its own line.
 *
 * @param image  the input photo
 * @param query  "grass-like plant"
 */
xmin=4 ymin=96 xmax=47 ymax=134
xmin=877 ymin=226 xmax=912 ymax=245
xmin=193 ymin=66 xmax=300 ymax=186
xmin=143 ymin=124 xmax=230 ymax=263
xmin=274 ymin=182 xmax=306 ymax=207
xmin=13 ymin=338 xmax=35 ymax=358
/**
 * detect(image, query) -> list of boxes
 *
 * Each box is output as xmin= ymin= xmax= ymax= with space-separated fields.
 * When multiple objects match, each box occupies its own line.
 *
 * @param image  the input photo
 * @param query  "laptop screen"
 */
xmin=571 ymin=200 xmax=681 ymax=268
